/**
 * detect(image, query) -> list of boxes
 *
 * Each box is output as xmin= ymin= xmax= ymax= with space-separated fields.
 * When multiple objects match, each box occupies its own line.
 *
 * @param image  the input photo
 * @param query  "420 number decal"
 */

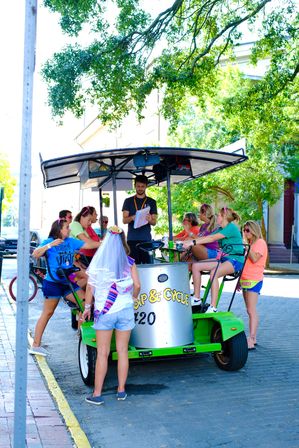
xmin=134 ymin=311 xmax=156 ymax=326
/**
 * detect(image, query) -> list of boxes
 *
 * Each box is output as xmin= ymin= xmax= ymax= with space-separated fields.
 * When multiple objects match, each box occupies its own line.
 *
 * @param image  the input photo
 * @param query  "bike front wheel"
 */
xmin=9 ymin=275 xmax=38 ymax=302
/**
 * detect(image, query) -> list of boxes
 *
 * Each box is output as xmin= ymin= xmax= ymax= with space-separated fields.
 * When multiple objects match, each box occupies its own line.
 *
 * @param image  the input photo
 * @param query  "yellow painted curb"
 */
xmin=5 ymin=286 xmax=91 ymax=447
xmin=34 ymin=354 xmax=91 ymax=448
xmin=25 ymin=331 xmax=91 ymax=446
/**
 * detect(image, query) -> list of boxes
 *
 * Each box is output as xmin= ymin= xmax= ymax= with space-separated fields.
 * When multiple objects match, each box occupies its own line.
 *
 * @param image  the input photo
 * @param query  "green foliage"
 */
xmin=148 ymin=66 xmax=297 ymax=233
xmin=42 ymin=0 xmax=298 ymax=128
xmin=0 ymin=154 xmax=16 ymax=212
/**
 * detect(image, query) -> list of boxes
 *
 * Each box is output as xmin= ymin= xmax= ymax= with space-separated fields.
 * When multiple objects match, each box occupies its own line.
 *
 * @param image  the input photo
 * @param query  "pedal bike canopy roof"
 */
xmin=40 ymin=145 xmax=247 ymax=191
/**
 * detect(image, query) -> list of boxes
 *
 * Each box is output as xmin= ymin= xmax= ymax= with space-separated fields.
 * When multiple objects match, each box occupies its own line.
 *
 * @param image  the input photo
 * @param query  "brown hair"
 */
xmin=243 ymin=220 xmax=263 ymax=243
xmin=48 ymin=219 xmax=67 ymax=239
xmin=120 ymin=230 xmax=130 ymax=255
xmin=59 ymin=210 xmax=71 ymax=219
xmin=219 ymin=206 xmax=241 ymax=223
xmin=134 ymin=175 xmax=148 ymax=186
xmin=74 ymin=206 xmax=94 ymax=222
xmin=183 ymin=212 xmax=198 ymax=227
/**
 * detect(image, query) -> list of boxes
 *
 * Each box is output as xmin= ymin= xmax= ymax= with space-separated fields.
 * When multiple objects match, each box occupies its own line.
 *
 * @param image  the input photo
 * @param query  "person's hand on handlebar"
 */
xmin=82 ymin=306 xmax=91 ymax=322
xmin=182 ymin=240 xmax=194 ymax=250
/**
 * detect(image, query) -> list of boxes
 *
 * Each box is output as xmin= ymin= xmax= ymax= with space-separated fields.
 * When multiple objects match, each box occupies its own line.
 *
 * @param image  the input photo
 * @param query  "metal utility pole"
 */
xmin=13 ymin=1 xmax=37 ymax=446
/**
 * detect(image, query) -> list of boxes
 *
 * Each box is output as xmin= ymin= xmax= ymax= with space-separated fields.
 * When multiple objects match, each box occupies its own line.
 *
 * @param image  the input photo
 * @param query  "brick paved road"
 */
xmin=2 ymin=259 xmax=299 ymax=448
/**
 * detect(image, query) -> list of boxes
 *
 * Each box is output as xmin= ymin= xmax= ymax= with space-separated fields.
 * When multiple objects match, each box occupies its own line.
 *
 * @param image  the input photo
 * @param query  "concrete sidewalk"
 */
xmin=266 ymin=263 xmax=299 ymax=275
xmin=0 ymin=285 xmax=75 ymax=448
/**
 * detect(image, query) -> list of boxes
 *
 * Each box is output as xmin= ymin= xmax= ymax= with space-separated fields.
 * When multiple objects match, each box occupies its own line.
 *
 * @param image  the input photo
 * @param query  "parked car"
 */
xmin=30 ymin=230 xmax=47 ymax=268
xmin=30 ymin=229 xmax=44 ymax=248
xmin=0 ymin=227 xmax=18 ymax=256
xmin=0 ymin=237 xmax=5 ymax=253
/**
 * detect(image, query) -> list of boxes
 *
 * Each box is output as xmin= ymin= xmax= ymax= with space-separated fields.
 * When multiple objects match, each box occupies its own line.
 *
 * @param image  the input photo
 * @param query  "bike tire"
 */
xmin=9 ymin=275 xmax=38 ymax=302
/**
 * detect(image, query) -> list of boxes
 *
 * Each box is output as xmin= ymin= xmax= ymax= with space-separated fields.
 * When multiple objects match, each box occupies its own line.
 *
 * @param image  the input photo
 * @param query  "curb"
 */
xmin=4 ymin=284 xmax=91 ymax=448
xmin=27 ymin=334 xmax=91 ymax=448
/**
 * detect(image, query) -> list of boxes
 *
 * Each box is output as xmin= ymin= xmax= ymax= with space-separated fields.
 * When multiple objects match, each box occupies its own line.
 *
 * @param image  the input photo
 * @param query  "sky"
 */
xmin=0 ymin=2 xmax=87 ymax=228
xmin=0 ymin=3 xmax=82 ymax=173
xmin=0 ymin=2 xmax=172 ymax=229
xmin=0 ymin=1 xmax=291 ymax=229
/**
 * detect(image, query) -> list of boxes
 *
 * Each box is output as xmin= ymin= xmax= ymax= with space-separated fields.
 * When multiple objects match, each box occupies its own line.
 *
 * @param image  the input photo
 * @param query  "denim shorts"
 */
xmin=93 ymin=306 xmax=135 ymax=331
xmin=42 ymin=279 xmax=80 ymax=299
xmin=206 ymin=248 xmax=218 ymax=259
xmin=221 ymin=257 xmax=244 ymax=273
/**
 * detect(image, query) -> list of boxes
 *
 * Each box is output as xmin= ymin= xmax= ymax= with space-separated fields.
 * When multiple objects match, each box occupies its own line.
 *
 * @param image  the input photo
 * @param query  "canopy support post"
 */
xmin=111 ymin=162 xmax=118 ymax=225
xmin=166 ymin=169 xmax=173 ymax=240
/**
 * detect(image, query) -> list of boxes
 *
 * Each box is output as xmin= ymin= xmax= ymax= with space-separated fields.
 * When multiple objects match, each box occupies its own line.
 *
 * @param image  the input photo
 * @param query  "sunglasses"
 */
xmin=102 ymin=220 xmax=108 ymax=224
xmin=243 ymin=228 xmax=251 ymax=233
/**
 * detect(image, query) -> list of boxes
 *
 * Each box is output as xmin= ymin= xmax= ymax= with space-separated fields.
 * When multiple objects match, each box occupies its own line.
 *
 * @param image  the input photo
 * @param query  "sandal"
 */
xmin=247 ymin=336 xmax=256 ymax=350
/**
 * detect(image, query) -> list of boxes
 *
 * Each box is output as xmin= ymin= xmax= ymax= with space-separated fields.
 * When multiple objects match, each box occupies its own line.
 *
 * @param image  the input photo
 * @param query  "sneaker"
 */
xmin=85 ymin=395 xmax=104 ymax=406
xmin=191 ymin=297 xmax=202 ymax=306
xmin=28 ymin=346 xmax=49 ymax=357
xmin=116 ymin=391 xmax=127 ymax=401
xmin=205 ymin=305 xmax=218 ymax=313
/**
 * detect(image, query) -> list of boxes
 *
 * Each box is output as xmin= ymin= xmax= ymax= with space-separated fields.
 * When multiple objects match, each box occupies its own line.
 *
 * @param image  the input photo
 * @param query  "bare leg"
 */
xmin=32 ymin=299 xmax=59 ymax=347
xmin=93 ymin=330 xmax=113 ymax=397
xmin=115 ymin=330 xmax=131 ymax=392
xmin=65 ymin=287 xmax=85 ymax=304
xmin=192 ymin=244 xmax=209 ymax=260
xmin=192 ymin=261 xmax=218 ymax=298
xmin=243 ymin=290 xmax=259 ymax=348
xmin=209 ymin=261 xmax=234 ymax=307
xmin=65 ymin=288 xmax=85 ymax=331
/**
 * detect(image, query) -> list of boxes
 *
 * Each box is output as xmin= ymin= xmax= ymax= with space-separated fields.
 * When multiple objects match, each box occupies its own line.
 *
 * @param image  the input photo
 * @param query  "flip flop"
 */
xmin=248 ymin=346 xmax=256 ymax=351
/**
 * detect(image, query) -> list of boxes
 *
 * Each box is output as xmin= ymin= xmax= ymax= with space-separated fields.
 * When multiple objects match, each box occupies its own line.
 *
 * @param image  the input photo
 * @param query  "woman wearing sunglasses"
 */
xmin=79 ymin=206 xmax=101 ymax=264
xmin=174 ymin=212 xmax=200 ymax=241
xmin=183 ymin=206 xmax=244 ymax=312
xmin=241 ymin=221 xmax=268 ymax=350
xmin=70 ymin=206 xmax=101 ymax=284
xmin=95 ymin=215 xmax=109 ymax=239
xmin=192 ymin=204 xmax=219 ymax=260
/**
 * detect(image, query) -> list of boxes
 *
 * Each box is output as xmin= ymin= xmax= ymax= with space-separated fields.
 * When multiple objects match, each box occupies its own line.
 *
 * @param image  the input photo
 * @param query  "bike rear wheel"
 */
xmin=9 ymin=275 xmax=38 ymax=302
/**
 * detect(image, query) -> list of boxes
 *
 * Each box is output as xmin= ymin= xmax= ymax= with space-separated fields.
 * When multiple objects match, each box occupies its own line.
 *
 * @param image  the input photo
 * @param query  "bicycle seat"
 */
xmin=56 ymin=266 xmax=81 ymax=278
xmin=137 ymin=240 xmax=164 ymax=252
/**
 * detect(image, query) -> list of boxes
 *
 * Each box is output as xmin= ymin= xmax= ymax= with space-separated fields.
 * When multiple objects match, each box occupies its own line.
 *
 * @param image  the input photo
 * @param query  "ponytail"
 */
xmin=220 ymin=207 xmax=241 ymax=223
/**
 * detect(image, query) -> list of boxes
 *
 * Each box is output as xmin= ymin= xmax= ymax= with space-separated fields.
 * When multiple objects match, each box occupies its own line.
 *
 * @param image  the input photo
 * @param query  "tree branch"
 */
xmin=190 ymin=0 xmax=272 ymax=73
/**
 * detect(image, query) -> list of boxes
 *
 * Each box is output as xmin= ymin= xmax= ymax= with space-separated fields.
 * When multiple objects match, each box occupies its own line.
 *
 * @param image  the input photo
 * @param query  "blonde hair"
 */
xmin=220 ymin=206 xmax=241 ymax=223
xmin=243 ymin=220 xmax=263 ymax=243
xmin=200 ymin=204 xmax=217 ymax=232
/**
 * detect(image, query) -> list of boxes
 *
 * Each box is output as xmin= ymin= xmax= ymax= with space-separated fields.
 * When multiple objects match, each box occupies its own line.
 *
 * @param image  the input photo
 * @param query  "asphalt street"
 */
xmin=2 ymin=257 xmax=299 ymax=448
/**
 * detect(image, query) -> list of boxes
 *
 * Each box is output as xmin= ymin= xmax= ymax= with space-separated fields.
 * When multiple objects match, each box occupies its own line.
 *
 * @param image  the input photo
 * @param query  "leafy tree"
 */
xmin=150 ymin=66 xmax=297 ymax=236
xmin=42 ymin=0 xmax=298 ymax=128
xmin=0 ymin=153 xmax=16 ymax=217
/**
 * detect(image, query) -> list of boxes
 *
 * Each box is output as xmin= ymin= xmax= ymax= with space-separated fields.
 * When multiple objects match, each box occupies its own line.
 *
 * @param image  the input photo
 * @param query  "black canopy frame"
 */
xmin=40 ymin=145 xmax=247 ymax=239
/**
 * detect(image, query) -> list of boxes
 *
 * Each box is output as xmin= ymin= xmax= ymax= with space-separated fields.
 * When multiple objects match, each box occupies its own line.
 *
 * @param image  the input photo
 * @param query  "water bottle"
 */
xmin=162 ymin=235 xmax=168 ymax=248
xmin=168 ymin=240 xmax=174 ymax=262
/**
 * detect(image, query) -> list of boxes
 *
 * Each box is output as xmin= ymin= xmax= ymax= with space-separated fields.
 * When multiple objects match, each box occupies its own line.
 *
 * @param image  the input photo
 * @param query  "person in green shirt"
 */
xmin=183 ymin=206 xmax=244 ymax=313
